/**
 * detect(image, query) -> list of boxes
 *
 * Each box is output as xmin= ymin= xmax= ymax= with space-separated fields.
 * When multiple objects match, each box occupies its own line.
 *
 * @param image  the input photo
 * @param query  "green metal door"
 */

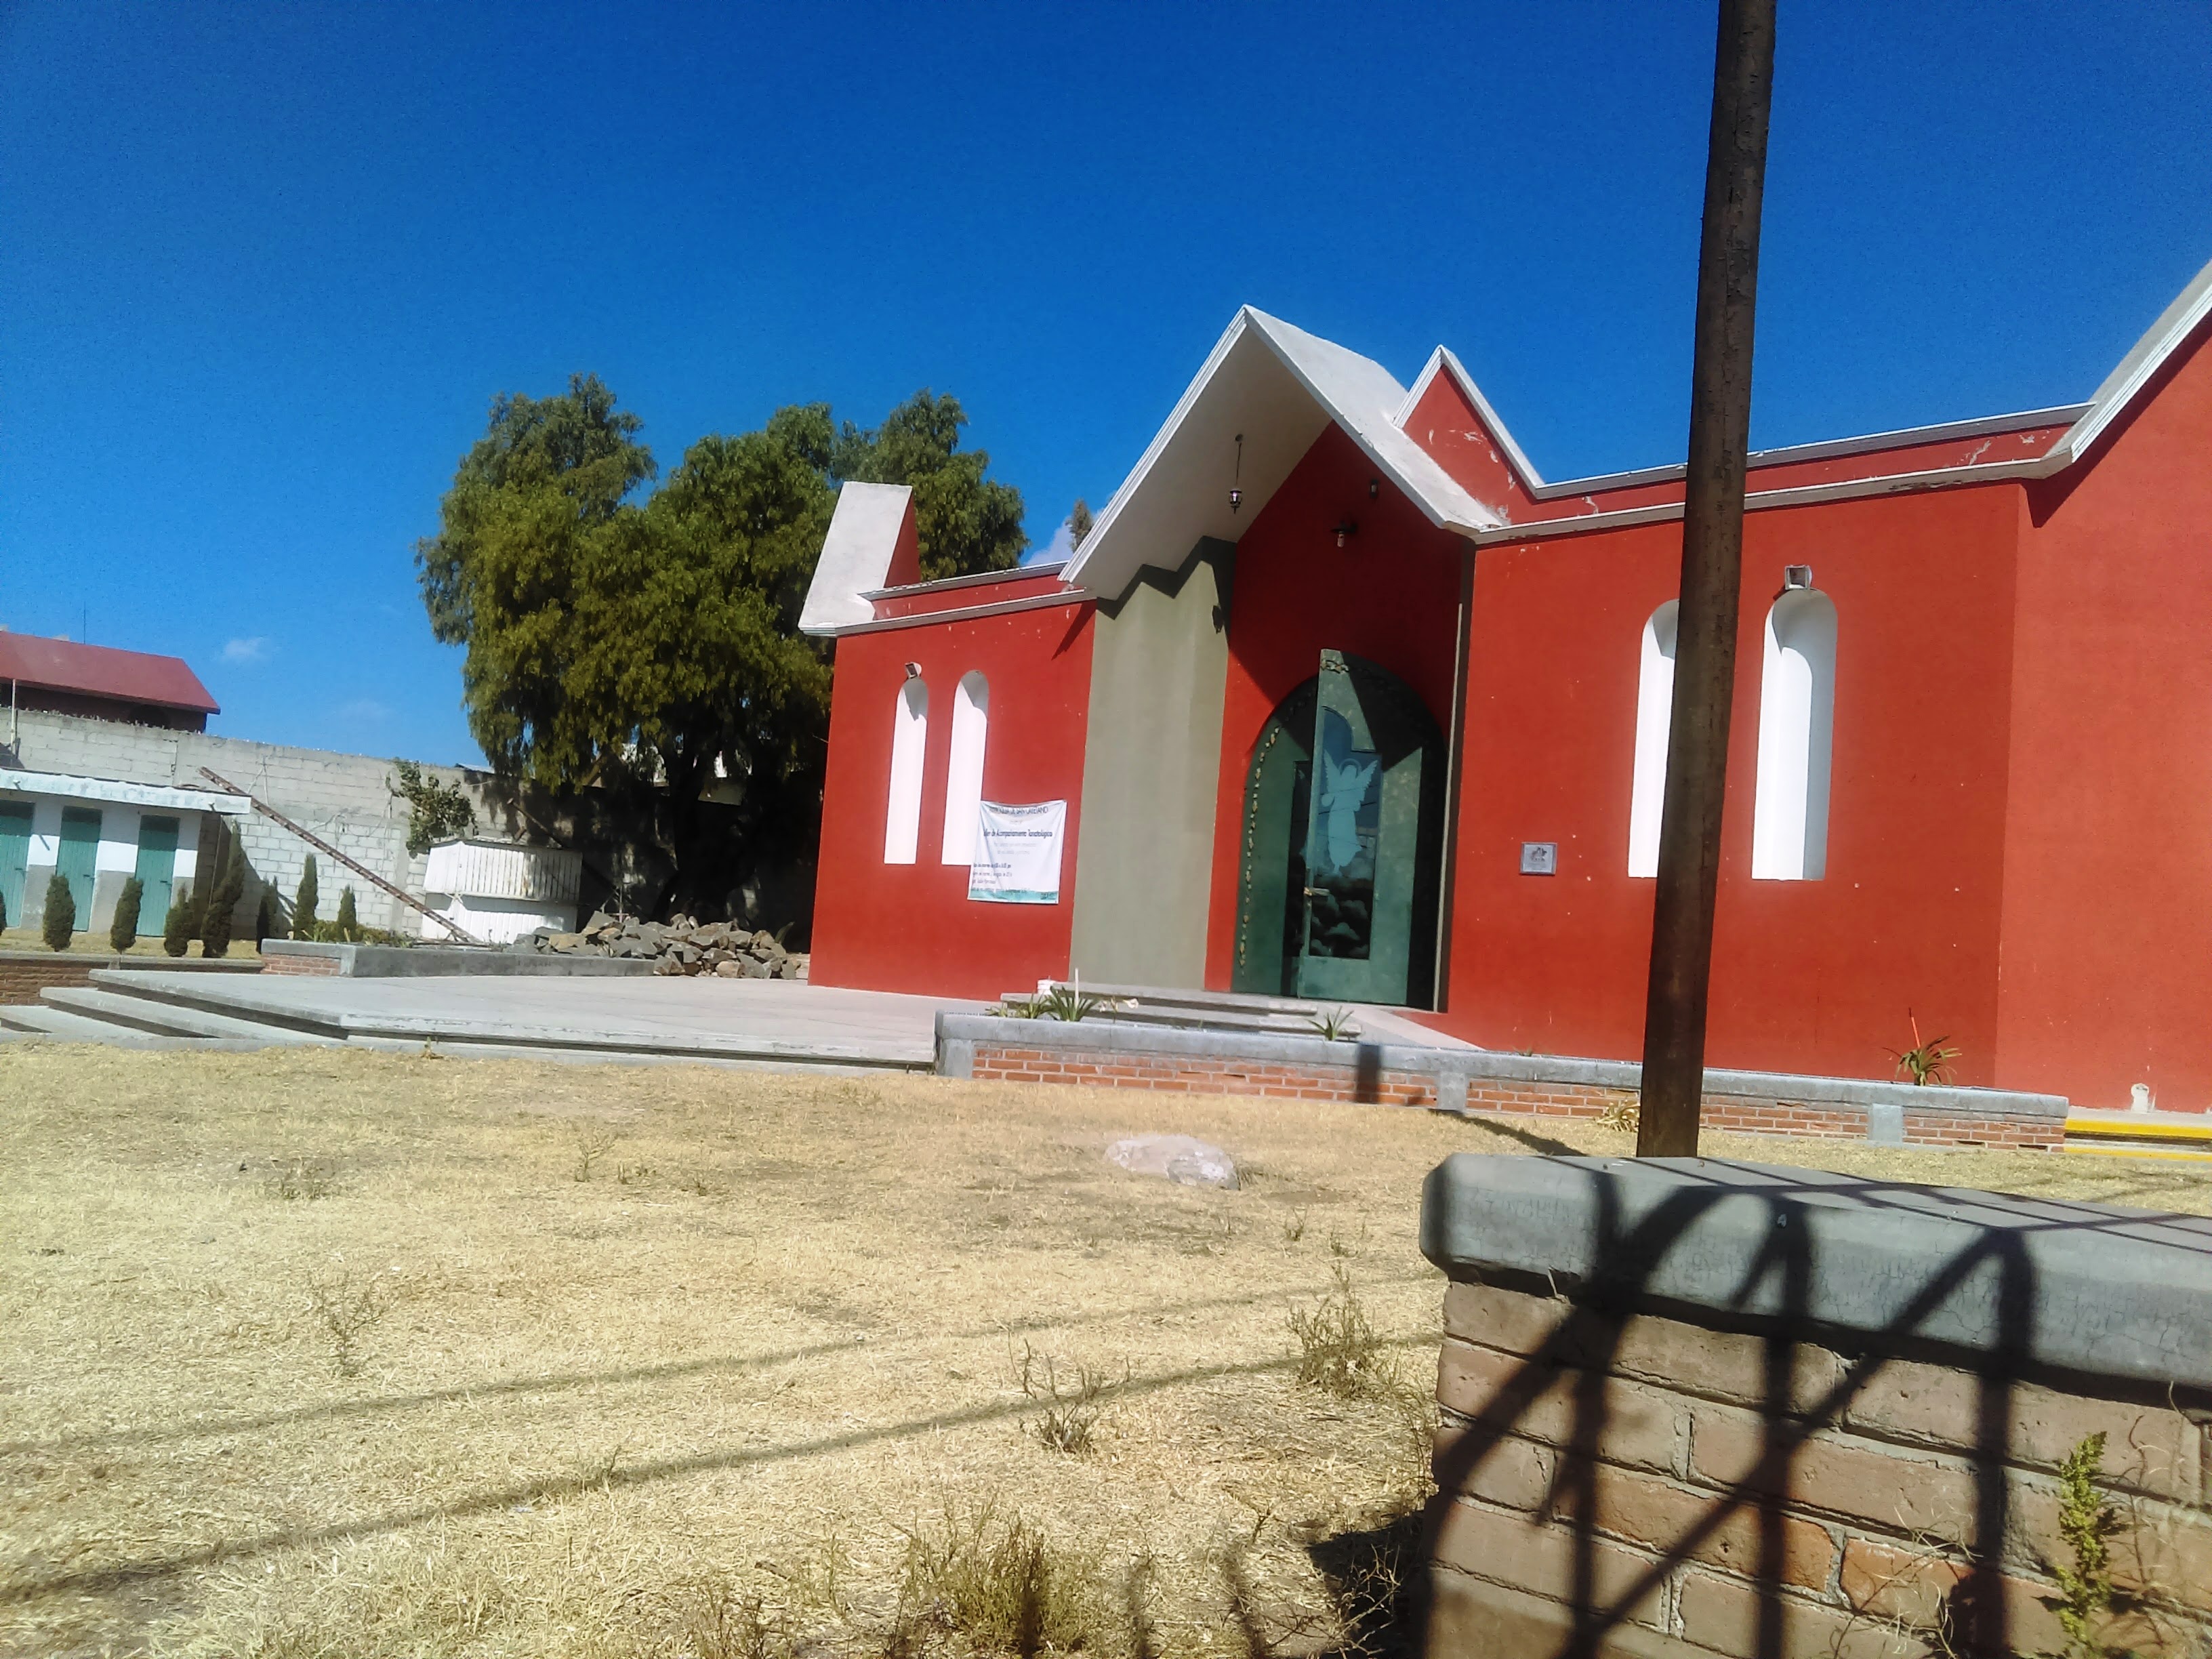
xmin=56 ymin=806 xmax=102 ymax=933
xmin=135 ymin=815 xmax=180 ymax=932
xmin=1232 ymin=652 xmax=1445 ymax=1007
xmin=0 ymin=801 xmax=31 ymax=929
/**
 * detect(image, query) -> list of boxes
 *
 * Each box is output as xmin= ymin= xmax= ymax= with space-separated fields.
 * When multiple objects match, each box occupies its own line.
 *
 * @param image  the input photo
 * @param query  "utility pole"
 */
xmin=1638 ymin=0 xmax=1778 ymax=1158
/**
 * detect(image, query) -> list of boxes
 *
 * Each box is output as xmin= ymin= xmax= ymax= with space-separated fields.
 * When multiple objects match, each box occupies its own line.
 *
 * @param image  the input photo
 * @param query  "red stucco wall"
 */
xmin=1440 ymin=486 xmax=2022 ymax=1086
xmin=2000 ymin=323 xmax=2212 ymax=1112
xmin=1202 ymin=424 xmax=1469 ymax=991
xmin=810 ymin=602 xmax=1094 ymax=1000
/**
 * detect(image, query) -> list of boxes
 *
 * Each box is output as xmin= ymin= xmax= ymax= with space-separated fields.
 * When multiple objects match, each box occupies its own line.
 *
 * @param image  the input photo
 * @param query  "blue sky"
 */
xmin=4 ymin=3 xmax=2209 ymax=767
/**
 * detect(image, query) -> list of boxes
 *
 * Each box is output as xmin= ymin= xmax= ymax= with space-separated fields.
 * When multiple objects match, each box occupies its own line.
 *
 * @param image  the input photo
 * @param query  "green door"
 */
xmin=135 ymin=815 xmax=180 ymax=932
xmin=0 ymin=801 xmax=31 ymax=929
xmin=56 ymin=806 xmax=102 ymax=933
xmin=1232 ymin=651 xmax=1445 ymax=1007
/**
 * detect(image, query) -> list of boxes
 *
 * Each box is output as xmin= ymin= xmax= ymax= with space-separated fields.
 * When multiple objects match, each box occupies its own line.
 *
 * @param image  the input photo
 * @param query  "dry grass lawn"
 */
xmin=3 ymin=1044 xmax=2209 ymax=1659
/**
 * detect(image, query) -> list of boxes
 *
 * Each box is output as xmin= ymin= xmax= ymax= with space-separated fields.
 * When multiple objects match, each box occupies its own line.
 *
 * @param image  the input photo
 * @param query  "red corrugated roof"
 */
xmin=0 ymin=634 xmax=219 ymax=714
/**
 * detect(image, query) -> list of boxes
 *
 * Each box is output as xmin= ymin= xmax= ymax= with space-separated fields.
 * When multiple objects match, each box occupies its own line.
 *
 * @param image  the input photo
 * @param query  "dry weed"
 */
xmin=304 ymin=1268 xmax=385 ymax=1376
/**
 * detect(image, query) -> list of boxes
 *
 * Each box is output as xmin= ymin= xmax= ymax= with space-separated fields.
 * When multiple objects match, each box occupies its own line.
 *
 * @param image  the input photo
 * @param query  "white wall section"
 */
xmin=1751 ymin=589 xmax=1839 ymax=881
xmin=941 ymin=672 xmax=989 ymax=865
xmin=885 ymin=678 xmax=928 ymax=864
xmin=1628 ymin=601 xmax=1678 ymax=878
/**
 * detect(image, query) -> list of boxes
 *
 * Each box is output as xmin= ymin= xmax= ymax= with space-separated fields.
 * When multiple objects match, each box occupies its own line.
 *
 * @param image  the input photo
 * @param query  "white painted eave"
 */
xmin=0 ymin=768 xmax=251 ymax=815
xmin=2045 ymin=251 xmax=2212 ymax=470
xmin=801 ymin=481 xmax=914 ymax=636
xmin=1065 ymin=308 xmax=1504 ymax=601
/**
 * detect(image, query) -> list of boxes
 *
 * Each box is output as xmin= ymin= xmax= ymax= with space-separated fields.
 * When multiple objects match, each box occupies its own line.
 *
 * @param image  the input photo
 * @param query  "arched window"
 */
xmin=1628 ymin=600 xmax=1678 ymax=878
xmin=1751 ymin=587 xmax=1838 ymax=880
xmin=941 ymin=671 xmax=990 ymax=864
xmin=884 ymin=676 xmax=928 ymax=864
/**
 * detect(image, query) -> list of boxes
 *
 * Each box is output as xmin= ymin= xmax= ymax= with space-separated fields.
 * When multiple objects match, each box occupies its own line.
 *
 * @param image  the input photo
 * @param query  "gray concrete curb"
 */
xmin=259 ymin=941 xmax=657 ymax=979
xmin=933 ymin=1012 xmax=2067 ymax=1124
xmin=1421 ymin=1153 xmax=2212 ymax=1391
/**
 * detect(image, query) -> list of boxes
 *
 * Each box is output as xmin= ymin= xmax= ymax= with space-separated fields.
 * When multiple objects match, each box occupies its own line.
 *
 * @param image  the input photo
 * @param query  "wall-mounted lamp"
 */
xmin=1784 ymin=565 xmax=1814 ymax=591
xmin=1332 ymin=520 xmax=1359 ymax=548
xmin=903 ymin=661 xmax=922 ymax=680
xmin=1229 ymin=432 xmax=1244 ymax=514
xmin=1368 ymin=478 xmax=1380 ymax=499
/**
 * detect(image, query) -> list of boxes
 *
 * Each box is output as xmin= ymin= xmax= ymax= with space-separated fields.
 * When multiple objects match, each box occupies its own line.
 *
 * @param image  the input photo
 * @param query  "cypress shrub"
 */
xmin=335 ymin=887 xmax=359 ymax=942
xmin=163 ymin=883 xmax=195 ymax=956
xmin=255 ymin=884 xmax=279 ymax=950
xmin=110 ymin=876 xmax=144 ymax=952
xmin=42 ymin=871 xmax=76 ymax=950
xmin=293 ymin=855 xmax=319 ymax=939
xmin=201 ymin=833 xmax=246 ymax=959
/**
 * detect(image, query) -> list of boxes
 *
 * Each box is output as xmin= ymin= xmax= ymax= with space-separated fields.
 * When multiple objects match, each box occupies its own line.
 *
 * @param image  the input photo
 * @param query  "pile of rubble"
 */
xmin=516 ymin=912 xmax=808 ymax=979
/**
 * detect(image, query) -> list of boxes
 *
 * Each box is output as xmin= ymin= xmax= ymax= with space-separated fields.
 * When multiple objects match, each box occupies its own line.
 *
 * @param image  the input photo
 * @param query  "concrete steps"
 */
xmin=0 ymin=968 xmax=941 ymax=1071
xmin=0 ymin=1002 xmax=266 ymax=1049
xmin=41 ymin=985 xmax=335 ymax=1046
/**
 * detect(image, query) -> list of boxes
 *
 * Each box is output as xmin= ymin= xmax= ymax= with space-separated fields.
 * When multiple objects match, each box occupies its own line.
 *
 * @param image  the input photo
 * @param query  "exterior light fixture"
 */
xmin=1784 ymin=565 xmax=1814 ymax=590
xmin=1368 ymin=478 xmax=1380 ymax=499
xmin=1333 ymin=520 xmax=1358 ymax=548
xmin=1229 ymin=433 xmax=1244 ymax=514
xmin=903 ymin=661 xmax=922 ymax=679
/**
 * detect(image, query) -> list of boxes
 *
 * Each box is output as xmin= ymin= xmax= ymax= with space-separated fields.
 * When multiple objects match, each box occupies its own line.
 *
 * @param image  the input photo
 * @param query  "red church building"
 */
xmin=800 ymin=255 xmax=2212 ymax=1113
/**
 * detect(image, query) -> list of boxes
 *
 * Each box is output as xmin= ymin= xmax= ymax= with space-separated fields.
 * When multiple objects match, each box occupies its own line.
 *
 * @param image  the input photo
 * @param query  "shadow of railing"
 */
xmin=1421 ymin=1158 xmax=2212 ymax=1658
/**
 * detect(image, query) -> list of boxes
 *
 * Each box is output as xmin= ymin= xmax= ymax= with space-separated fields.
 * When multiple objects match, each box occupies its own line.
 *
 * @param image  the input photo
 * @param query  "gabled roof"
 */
xmin=1063 ymin=307 xmax=1504 ymax=599
xmin=2045 ymin=250 xmax=2212 ymax=470
xmin=0 ymin=633 xmax=218 ymax=714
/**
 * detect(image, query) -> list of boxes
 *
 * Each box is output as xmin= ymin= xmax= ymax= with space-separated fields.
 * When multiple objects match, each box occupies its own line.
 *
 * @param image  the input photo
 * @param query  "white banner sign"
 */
xmin=968 ymin=800 xmax=1066 ymax=904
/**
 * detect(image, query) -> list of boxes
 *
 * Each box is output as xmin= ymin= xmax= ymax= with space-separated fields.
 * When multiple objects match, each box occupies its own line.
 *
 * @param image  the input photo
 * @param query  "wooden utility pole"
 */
xmin=1637 ymin=0 xmax=1778 ymax=1158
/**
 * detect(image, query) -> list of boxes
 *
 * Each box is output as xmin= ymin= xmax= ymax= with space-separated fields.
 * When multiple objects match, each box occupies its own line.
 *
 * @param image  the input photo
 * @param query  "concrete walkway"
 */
xmin=4 ymin=971 xmax=981 ymax=1069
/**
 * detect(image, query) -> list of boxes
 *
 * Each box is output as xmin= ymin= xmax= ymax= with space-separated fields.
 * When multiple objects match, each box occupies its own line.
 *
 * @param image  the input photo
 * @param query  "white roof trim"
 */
xmin=1397 ymin=346 xmax=1550 ymax=491
xmin=0 ymin=769 xmax=251 ymax=815
xmin=801 ymin=481 xmax=913 ymax=636
xmin=1064 ymin=307 xmax=1502 ymax=599
xmin=803 ymin=588 xmax=1088 ymax=639
xmin=2046 ymin=251 xmax=2212 ymax=469
xmin=1475 ymin=455 xmax=2054 ymax=546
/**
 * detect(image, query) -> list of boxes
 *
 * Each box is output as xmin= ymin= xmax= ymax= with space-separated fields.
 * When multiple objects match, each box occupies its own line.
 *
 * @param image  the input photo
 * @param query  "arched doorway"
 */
xmin=1232 ymin=650 xmax=1446 ymax=1007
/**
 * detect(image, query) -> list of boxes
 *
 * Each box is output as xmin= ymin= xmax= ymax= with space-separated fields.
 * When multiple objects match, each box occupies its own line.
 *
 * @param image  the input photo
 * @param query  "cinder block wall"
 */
xmin=1422 ymin=1156 xmax=2212 ymax=1658
xmin=3 ymin=710 xmax=474 ymax=935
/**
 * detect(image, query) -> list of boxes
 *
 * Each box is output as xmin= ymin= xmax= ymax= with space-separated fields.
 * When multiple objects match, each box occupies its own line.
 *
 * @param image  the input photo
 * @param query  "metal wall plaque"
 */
xmin=1520 ymin=841 xmax=1557 ymax=876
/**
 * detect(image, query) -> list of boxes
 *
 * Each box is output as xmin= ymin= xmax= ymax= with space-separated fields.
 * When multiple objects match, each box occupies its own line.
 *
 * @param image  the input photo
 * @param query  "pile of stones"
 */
xmin=516 ymin=912 xmax=808 ymax=979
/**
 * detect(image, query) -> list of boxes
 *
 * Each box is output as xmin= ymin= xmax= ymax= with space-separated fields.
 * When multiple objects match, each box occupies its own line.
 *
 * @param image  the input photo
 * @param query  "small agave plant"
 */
xmin=994 ymin=981 xmax=1116 ymax=1021
xmin=1889 ymin=1012 xmax=1960 ymax=1087
xmin=1309 ymin=1006 xmax=1361 ymax=1042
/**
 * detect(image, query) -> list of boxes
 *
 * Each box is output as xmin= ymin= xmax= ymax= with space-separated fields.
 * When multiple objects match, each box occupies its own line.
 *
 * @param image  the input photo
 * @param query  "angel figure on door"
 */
xmin=1315 ymin=752 xmax=1378 ymax=873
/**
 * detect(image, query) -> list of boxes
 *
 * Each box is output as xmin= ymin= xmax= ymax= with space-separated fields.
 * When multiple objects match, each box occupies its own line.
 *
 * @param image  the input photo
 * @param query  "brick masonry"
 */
xmin=1429 ymin=1278 xmax=2212 ymax=1658
xmin=958 ymin=1034 xmax=2062 ymax=1149
xmin=1422 ymin=1156 xmax=2212 ymax=1659
xmin=0 ymin=951 xmax=260 ymax=1005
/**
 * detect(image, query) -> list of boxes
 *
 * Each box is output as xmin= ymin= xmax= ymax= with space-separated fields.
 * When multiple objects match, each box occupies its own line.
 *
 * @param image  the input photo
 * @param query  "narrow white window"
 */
xmin=1751 ymin=586 xmax=1838 ymax=880
xmin=884 ymin=676 xmax=929 ymax=864
xmin=1628 ymin=600 xmax=1678 ymax=877
xmin=941 ymin=671 xmax=990 ymax=864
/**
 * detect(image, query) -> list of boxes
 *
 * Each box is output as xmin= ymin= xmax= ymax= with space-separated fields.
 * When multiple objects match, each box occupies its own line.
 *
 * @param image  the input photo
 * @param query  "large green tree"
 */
xmin=417 ymin=375 xmax=1024 ymax=912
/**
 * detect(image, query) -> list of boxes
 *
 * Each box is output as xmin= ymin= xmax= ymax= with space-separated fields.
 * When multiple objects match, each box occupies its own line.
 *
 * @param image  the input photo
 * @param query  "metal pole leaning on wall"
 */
xmin=196 ymin=766 xmax=482 ymax=946
xmin=1639 ymin=0 xmax=1777 ymax=1158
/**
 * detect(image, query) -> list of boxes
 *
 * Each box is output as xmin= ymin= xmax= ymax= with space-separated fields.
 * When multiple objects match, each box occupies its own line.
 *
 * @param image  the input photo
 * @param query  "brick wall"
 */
xmin=0 ymin=952 xmax=259 ymax=1004
xmin=1429 ymin=1276 xmax=2212 ymax=1658
xmin=962 ymin=1038 xmax=2062 ymax=1149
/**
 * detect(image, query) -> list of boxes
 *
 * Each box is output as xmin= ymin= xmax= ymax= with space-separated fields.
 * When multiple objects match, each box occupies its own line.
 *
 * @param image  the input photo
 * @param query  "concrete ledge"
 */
xmin=1421 ymin=1153 xmax=2212 ymax=1391
xmin=935 ymin=1012 xmax=2066 ymax=1132
xmin=258 ymin=941 xmax=657 ymax=979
